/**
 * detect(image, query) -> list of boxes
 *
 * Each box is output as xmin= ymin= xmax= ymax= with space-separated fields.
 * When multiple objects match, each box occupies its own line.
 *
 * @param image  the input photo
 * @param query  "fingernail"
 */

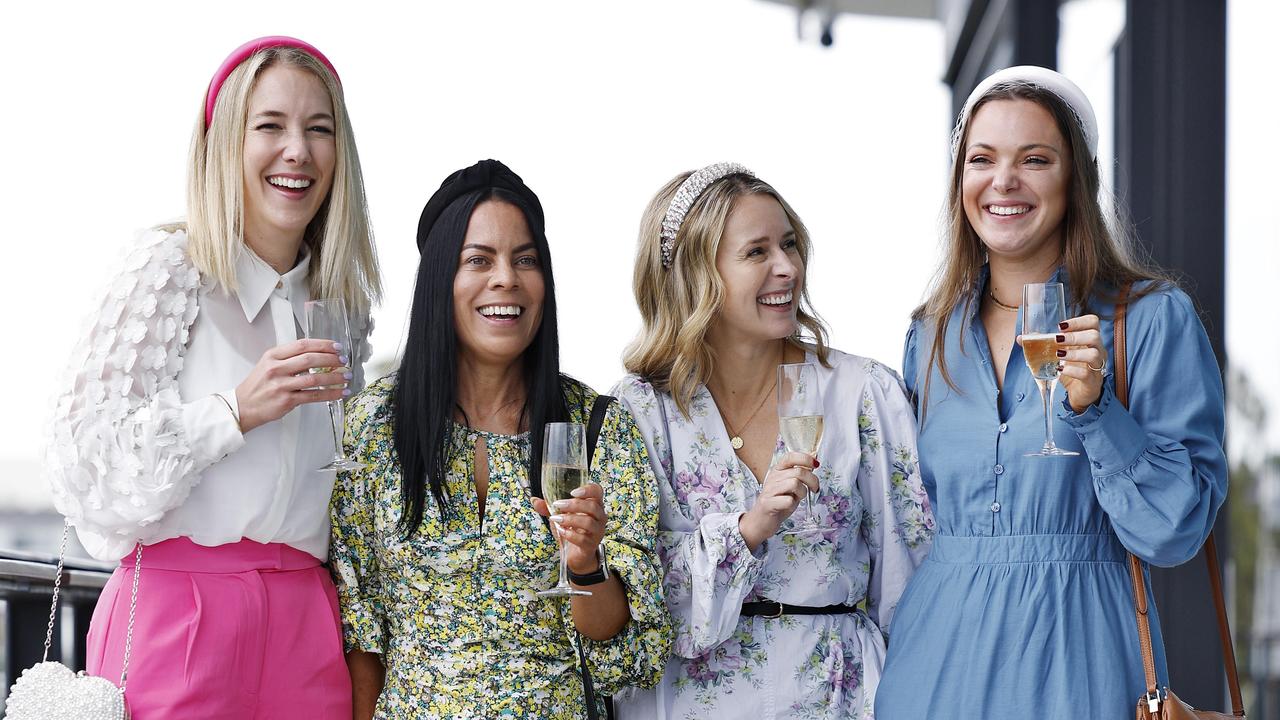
xmin=342 ymin=388 xmax=352 ymax=397
xmin=339 ymin=355 xmax=350 ymax=365
xmin=1058 ymin=322 xmax=1069 ymax=331
xmin=570 ymin=487 xmax=586 ymax=497
xmin=549 ymin=514 xmax=565 ymax=524
xmin=813 ymin=459 xmax=821 ymax=468
xmin=1055 ymin=334 xmax=1066 ymax=343
xmin=551 ymin=500 xmax=570 ymax=511
xmin=333 ymin=342 xmax=343 ymax=351
xmin=1056 ymin=349 xmax=1067 ymax=358
xmin=343 ymin=371 xmax=353 ymax=380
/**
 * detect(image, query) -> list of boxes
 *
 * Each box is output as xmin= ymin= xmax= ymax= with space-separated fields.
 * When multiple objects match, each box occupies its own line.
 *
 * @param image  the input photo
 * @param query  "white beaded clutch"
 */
xmin=4 ymin=523 xmax=139 ymax=720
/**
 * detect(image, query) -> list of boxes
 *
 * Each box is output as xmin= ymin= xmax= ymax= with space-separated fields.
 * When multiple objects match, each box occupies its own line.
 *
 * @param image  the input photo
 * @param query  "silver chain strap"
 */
xmin=42 ymin=520 xmax=141 ymax=698
xmin=40 ymin=523 xmax=70 ymax=662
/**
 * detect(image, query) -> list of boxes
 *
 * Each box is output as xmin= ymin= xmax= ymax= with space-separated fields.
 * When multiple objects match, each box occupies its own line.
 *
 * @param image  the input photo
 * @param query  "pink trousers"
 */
xmin=86 ymin=537 xmax=352 ymax=720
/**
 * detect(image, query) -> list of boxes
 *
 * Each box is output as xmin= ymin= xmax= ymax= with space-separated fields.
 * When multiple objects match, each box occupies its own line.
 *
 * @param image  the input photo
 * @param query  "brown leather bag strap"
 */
xmin=1114 ymin=284 xmax=1245 ymax=716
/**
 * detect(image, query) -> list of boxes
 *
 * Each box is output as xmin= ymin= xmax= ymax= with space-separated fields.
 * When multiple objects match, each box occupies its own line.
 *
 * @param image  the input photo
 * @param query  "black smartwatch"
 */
xmin=566 ymin=545 xmax=610 ymax=586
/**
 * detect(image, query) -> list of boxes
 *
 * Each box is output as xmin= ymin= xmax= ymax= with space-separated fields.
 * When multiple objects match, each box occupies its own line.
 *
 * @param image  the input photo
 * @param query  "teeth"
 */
xmin=988 ymin=205 xmax=1030 ymax=216
xmin=268 ymin=176 xmax=312 ymax=189
xmin=759 ymin=291 xmax=793 ymax=306
xmin=479 ymin=305 xmax=522 ymax=317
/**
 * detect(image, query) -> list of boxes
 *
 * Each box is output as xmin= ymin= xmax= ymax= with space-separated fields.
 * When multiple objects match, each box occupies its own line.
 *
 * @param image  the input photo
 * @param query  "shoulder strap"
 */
xmin=1116 ymin=285 xmax=1244 ymax=716
xmin=587 ymin=394 xmax=615 ymax=469
xmin=578 ymin=393 xmax=616 ymax=720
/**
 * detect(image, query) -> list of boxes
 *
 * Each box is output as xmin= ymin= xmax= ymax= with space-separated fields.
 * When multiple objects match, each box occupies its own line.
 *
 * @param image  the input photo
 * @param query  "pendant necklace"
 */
xmin=718 ymin=342 xmax=783 ymax=450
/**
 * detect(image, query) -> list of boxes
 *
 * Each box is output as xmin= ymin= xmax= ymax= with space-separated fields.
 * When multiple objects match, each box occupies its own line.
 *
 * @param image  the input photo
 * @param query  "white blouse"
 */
xmin=45 ymin=228 xmax=371 ymax=562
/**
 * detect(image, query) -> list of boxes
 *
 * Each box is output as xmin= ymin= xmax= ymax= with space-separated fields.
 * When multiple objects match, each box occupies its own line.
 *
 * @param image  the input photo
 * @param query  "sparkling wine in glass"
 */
xmin=537 ymin=422 xmax=592 ymax=598
xmin=1021 ymin=282 xmax=1079 ymax=457
xmin=777 ymin=362 xmax=826 ymax=535
xmin=304 ymin=298 xmax=365 ymax=471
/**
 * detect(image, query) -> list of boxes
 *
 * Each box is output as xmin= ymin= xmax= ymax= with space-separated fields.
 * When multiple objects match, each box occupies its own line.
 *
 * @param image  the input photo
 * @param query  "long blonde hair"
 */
xmin=184 ymin=46 xmax=381 ymax=315
xmin=623 ymin=171 xmax=830 ymax=417
xmin=914 ymin=81 xmax=1169 ymax=410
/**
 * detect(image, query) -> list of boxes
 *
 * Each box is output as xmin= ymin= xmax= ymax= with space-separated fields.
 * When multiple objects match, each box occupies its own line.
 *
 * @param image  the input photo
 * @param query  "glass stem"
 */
xmin=328 ymin=401 xmax=343 ymax=459
xmin=555 ymin=521 xmax=571 ymax=588
xmin=1039 ymin=378 xmax=1055 ymax=450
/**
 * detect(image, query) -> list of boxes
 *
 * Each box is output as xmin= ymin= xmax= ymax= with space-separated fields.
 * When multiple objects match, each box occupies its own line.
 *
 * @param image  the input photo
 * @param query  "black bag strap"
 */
xmin=577 ymin=394 xmax=616 ymax=720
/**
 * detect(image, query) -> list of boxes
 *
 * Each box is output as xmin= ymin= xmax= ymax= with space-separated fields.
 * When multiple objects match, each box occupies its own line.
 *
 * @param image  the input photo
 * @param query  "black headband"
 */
xmin=416 ymin=159 xmax=545 ymax=252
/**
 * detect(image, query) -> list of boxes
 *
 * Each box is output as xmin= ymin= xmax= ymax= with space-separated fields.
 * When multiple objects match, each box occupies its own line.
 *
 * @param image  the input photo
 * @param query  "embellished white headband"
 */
xmin=660 ymin=162 xmax=754 ymax=268
xmin=955 ymin=65 xmax=1099 ymax=158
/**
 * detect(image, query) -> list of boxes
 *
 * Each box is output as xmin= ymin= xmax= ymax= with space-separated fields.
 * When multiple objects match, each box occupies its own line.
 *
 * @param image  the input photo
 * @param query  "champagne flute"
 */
xmin=777 ymin=362 xmax=826 ymax=535
xmin=304 ymin=298 xmax=365 ymax=471
xmin=1021 ymin=282 xmax=1080 ymax=457
xmin=537 ymin=422 xmax=592 ymax=598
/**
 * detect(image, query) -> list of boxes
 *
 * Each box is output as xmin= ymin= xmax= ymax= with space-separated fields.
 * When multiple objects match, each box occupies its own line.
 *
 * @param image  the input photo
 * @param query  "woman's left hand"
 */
xmin=1053 ymin=314 xmax=1108 ymax=413
xmin=531 ymin=482 xmax=607 ymax=575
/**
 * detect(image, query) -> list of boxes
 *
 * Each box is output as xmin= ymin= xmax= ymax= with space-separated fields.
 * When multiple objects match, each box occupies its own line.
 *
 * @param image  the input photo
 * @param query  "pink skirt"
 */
xmin=86 ymin=537 xmax=352 ymax=720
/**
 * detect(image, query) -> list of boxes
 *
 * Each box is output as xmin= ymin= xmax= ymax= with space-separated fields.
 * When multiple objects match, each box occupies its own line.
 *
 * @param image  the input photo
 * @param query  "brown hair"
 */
xmin=914 ymin=81 xmax=1171 ymax=414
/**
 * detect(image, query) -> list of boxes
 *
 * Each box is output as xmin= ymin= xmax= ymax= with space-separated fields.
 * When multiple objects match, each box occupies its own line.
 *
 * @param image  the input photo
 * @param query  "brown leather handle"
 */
xmin=1114 ymin=284 xmax=1244 ymax=716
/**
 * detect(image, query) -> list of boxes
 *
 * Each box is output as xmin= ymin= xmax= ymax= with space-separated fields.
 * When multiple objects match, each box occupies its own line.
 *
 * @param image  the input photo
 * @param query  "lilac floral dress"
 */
xmin=611 ymin=348 xmax=934 ymax=720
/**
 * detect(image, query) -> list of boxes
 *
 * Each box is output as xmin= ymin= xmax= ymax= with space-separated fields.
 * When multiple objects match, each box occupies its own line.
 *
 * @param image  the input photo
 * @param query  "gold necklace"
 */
xmin=716 ymin=343 xmax=783 ymax=450
xmin=987 ymin=288 xmax=1019 ymax=312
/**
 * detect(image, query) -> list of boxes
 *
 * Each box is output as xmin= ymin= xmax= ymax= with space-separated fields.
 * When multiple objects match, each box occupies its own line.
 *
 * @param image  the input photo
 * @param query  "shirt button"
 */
xmin=1092 ymin=461 xmax=1103 ymax=470
xmin=998 ymin=423 xmax=1008 ymax=433
xmin=1016 ymin=392 xmax=1026 ymax=402
xmin=991 ymin=502 xmax=1002 ymax=513
xmin=994 ymin=464 xmax=1004 ymax=475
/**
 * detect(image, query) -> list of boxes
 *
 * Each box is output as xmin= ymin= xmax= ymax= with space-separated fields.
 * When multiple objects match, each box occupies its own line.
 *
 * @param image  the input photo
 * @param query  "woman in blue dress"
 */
xmin=874 ymin=66 xmax=1227 ymax=717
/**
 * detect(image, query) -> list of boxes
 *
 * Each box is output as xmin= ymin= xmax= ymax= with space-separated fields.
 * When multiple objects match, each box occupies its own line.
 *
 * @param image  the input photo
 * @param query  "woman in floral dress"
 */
xmin=330 ymin=160 xmax=670 ymax=719
xmin=610 ymin=164 xmax=934 ymax=720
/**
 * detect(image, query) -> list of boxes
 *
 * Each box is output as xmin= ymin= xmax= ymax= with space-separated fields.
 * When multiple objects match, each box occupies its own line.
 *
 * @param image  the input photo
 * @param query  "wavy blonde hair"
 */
xmin=183 ymin=46 xmax=381 ymax=315
xmin=914 ymin=81 xmax=1169 ymax=413
xmin=624 ymin=171 xmax=830 ymax=417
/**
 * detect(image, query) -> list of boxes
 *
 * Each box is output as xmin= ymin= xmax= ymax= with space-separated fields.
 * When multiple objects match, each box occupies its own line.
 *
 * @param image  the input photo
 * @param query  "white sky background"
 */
xmin=0 ymin=1 xmax=951 ymax=509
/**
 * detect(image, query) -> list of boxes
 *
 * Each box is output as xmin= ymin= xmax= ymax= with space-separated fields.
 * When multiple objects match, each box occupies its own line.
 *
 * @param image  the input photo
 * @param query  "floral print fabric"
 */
xmin=609 ymin=345 xmax=931 ymax=712
xmin=611 ymin=349 xmax=933 ymax=720
xmin=330 ymin=375 xmax=671 ymax=719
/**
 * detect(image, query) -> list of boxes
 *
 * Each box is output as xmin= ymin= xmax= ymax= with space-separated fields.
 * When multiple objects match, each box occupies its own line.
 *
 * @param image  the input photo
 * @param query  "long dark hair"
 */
xmin=391 ymin=187 xmax=568 ymax=538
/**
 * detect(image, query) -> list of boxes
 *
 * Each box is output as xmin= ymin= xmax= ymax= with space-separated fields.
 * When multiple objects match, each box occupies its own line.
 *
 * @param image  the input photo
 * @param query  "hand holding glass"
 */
xmin=304 ymin=298 xmax=364 ymax=471
xmin=777 ymin=362 xmax=825 ymax=534
xmin=537 ymin=422 xmax=592 ymax=598
xmin=1021 ymin=282 xmax=1079 ymax=457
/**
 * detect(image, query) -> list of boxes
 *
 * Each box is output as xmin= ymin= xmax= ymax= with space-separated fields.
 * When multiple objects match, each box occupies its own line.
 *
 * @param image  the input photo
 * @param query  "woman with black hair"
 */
xmin=329 ymin=160 xmax=670 ymax=719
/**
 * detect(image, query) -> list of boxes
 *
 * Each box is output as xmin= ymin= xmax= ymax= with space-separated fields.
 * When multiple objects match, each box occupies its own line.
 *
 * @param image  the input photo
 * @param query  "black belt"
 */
xmin=740 ymin=601 xmax=860 ymax=619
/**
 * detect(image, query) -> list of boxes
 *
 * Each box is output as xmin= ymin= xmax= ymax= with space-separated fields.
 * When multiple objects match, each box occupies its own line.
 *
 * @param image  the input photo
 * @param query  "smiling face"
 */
xmin=241 ymin=64 xmax=337 ymax=252
xmin=961 ymin=98 xmax=1072 ymax=265
xmin=708 ymin=193 xmax=804 ymax=347
xmin=452 ymin=199 xmax=546 ymax=368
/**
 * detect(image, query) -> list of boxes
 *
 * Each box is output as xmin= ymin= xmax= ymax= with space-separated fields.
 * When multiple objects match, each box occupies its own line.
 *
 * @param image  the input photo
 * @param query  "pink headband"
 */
xmin=204 ymin=35 xmax=341 ymax=130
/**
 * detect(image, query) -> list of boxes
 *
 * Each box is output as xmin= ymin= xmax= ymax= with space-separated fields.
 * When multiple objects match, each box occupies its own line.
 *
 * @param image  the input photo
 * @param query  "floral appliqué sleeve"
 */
xmin=45 ymin=228 xmax=240 ymax=553
xmin=574 ymin=400 xmax=673 ymax=694
xmin=856 ymin=362 xmax=934 ymax=638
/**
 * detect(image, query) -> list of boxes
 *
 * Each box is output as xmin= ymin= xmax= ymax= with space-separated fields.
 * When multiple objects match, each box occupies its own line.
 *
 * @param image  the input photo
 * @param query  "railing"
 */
xmin=0 ymin=549 xmax=113 ymax=707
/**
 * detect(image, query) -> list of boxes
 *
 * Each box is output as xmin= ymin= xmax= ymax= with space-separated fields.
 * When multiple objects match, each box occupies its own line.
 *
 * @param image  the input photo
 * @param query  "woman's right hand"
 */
xmin=235 ymin=339 xmax=350 ymax=433
xmin=738 ymin=451 xmax=819 ymax=551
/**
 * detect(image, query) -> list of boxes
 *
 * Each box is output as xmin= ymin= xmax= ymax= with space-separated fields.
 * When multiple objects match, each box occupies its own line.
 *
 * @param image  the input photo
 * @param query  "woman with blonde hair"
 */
xmin=610 ymin=164 xmax=933 ymax=719
xmin=45 ymin=36 xmax=380 ymax=718
xmin=874 ymin=66 xmax=1227 ymax=717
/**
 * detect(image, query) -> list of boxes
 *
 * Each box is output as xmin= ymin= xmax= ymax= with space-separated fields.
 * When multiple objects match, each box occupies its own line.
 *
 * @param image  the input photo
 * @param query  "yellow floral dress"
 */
xmin=330 ymin=374 xmax=671 ymax=719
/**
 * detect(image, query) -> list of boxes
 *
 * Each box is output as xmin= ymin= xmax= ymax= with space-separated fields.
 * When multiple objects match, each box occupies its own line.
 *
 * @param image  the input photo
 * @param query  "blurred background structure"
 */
xmin=2 ymin=0 xmax=1275 ymax=714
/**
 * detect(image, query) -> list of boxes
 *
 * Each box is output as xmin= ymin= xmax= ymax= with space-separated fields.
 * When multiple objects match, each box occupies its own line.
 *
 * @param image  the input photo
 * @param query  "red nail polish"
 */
xmin=813 ymin=459 xmax=821 ymax=468
xmin=1055 ymin=334 xmax=1066 ymax=343
xmin=1056 ymin=349 xmax=1067 ymax=357
xmin=1058 ymin=322 xmax=1069 ymax=331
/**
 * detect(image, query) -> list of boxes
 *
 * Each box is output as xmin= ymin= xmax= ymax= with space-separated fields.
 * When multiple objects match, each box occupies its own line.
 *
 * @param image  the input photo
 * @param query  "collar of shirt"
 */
xmin=235 ymin=245 xmax=312 ymax=327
